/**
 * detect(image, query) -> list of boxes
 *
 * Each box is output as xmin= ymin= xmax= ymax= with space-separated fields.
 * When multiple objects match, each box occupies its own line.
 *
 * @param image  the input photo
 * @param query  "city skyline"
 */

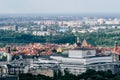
xmin=0 ymin=0 xmax=120 ymax=14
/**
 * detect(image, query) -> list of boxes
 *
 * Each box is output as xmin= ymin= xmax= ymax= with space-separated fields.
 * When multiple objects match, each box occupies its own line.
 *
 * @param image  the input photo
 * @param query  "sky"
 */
xmin=0 ymin=0 xmax=120 ymax=14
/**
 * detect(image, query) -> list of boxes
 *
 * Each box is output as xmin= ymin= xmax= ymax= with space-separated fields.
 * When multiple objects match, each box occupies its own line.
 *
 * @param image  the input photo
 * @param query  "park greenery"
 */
xmin=0 ymin=29 xmax=120 ymax=47
xmin=19 ymin=69 xmax=120 ymax=80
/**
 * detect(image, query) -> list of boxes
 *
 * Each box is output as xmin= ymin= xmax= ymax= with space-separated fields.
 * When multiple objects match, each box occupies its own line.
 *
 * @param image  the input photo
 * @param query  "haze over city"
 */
xmin=1 ymin=0 xmax=120 ymax=80
xmin=0 ymin=0 xmax=120 ymax=14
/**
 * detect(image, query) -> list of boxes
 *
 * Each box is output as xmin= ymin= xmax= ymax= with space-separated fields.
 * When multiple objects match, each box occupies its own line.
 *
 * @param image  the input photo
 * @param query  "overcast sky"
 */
xmin=0 ymin=0 xmax=120 ymax=14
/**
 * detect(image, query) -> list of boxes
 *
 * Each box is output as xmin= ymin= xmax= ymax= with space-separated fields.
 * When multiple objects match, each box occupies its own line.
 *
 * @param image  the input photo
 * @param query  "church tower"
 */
xmin=75 ymin=36 xmax=81 ymax=47
xmin=81 ymin=39 xmax=89 ymax=48
xmin=5 ymin=45 xmax=12 ymax=62
xmin=77 ymin=37 xmax=80 ymax=43
xmin=113 ymin=41 xmax=119 ymax=62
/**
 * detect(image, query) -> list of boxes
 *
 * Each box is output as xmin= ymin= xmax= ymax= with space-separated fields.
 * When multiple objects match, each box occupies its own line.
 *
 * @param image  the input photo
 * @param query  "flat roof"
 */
xmin=71 ymin=48 xmax=95 ymax=50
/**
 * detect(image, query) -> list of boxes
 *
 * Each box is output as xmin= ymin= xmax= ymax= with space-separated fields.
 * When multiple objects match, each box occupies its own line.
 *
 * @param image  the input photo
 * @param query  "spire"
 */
xmin=81 ymin=39 xmax=88 ymax=48
xmin=77 ymin=37 xmax=80 ymax=43
xmin=114 ymin=41 xmax=118 ymax=53
xmin=75 ymin=36 xmax=81 ymax=48
xmin=115 ymin=41 xmax=118 ymax=47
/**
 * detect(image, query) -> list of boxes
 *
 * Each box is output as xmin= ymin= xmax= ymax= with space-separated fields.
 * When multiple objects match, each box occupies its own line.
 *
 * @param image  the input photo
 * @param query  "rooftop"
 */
xmin=71 ymin=48 xmax=94 ymax=50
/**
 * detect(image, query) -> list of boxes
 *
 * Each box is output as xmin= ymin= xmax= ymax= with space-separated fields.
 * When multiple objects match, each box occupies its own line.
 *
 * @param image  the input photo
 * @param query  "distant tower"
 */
xmin=6 ymin=45 xmax=11 ymax=53
xmin=77 ymin=37 xmax=80 ymax=43
xmin=75 ymin=36 xmax=81 ymax=47
xmin=113 ymin=41 xmax=118 ymax=53
xmin=6 ymin=45 xmax=11 ymax=62
xmin=15 ymin=25 xmax=18 ymax=31
xmin=114 ymin=41 xmax=118 ymax=48
xmin=113 ymin=41 xmax=119 ymax=62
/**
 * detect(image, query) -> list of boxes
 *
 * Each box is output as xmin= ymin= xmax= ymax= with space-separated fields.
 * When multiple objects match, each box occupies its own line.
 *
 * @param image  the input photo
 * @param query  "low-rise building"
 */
xmin=50 ymin=44 xmax=114 ymax=75
xmin=33 ymin=31 xmax=50 ymax=36
xmin=7 ymin=60 xmax=29 ymax=75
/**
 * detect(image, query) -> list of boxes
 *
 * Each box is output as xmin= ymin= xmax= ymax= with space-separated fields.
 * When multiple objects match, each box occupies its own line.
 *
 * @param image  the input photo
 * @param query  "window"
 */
xmin=86 ymin=51 xmax=91 ymax=55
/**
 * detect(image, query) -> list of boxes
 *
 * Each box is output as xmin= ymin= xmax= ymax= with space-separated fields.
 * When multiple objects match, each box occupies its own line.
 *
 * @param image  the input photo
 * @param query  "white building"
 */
xmin=51 ymin=48 xmax=113 ymax=65
xmin=62 ymin=21 xmax=82 ymax=27
xmin=33 ymin=31 xmax=50 ymax=36
xmin=50 ymin=48 xmax=113 ymax=75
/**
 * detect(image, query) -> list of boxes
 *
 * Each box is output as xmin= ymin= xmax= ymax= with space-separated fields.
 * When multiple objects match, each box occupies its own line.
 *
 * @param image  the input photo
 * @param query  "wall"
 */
xmin=68 ymin=50 xmax=96 ymax=58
